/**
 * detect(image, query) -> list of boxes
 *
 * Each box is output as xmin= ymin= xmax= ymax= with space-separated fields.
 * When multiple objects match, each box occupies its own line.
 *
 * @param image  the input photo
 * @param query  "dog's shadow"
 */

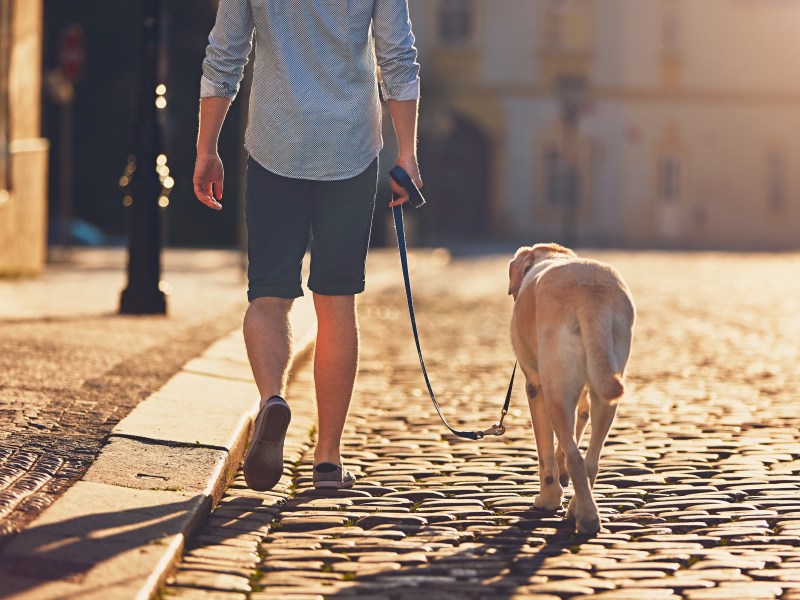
xmin=323 ymin=504 xmax=601 ymax=599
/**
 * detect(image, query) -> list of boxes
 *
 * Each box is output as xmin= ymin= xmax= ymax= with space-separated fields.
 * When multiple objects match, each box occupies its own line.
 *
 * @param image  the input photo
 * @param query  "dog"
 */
xmin=508 ymin=243 xmax=635 ymax=534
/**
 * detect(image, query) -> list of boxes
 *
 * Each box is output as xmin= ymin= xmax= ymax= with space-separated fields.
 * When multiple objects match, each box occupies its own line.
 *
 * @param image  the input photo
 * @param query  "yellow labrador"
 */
xmin=509 ymin=243 xmax=635 ymax=534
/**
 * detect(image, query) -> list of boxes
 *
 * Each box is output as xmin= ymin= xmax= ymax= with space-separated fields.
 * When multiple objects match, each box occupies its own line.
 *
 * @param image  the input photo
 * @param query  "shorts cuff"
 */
xmin=248 ymin=284 xmax=304 ymax=302
xmin=308 ymin=280 xmax=366 ymax=296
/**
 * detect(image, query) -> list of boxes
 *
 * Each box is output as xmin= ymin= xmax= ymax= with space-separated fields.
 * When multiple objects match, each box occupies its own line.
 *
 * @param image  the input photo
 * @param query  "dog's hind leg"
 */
xmin=544 ymin=376 xmax=599 ymax=535
xmin=584 ymin=388 xmax=618 ymax=489
xmin=526 ymin=374 xmax=562 ymax=512
xmin=556 ymin=386 xmax=590 ymax=487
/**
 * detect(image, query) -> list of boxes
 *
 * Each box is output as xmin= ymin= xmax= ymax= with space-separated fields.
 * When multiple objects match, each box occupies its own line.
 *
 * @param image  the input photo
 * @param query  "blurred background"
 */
xmin=2 ymin=0 xmax=800 ymax=277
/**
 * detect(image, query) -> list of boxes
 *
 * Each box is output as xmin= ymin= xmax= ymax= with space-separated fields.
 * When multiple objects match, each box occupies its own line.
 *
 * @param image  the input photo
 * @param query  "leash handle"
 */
xmin=389 ymin=166 xmax=426 ymax=208
xmin=391 ymin=198 xmax=516 ymax=441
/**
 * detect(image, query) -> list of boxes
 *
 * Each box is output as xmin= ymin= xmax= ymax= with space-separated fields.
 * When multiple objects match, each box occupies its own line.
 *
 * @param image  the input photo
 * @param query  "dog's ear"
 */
xmin=508 ymin=247 xmax=535 ymax=300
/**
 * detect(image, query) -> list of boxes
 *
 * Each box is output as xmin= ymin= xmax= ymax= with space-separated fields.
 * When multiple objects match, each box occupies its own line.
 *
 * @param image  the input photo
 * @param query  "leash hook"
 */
xmin=480 ymin=409 xmax=508 ymax=438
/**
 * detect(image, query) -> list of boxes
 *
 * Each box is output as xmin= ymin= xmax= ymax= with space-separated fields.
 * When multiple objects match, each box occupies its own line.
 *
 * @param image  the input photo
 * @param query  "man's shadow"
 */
xmin=0 ymin=495 xmax=208 ymax=597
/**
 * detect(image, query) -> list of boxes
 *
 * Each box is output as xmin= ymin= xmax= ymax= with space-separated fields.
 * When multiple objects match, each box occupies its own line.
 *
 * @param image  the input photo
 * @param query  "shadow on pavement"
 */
xmin=316 ymin=500 xmax=594 ymax=599
xmin=0 ymin=496 xmax=206 ymax=596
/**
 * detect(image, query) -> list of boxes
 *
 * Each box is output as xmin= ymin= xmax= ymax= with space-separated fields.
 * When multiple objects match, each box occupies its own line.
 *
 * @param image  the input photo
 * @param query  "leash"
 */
xmin=388 ymin=166 xmax=516 ymax=440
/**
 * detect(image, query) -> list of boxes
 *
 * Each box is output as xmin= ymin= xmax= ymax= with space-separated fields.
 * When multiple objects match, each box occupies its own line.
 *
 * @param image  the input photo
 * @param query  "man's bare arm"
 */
xmin=386 ymin=98 xmax=422 ymax=207
xmin=193 ymin=96 xmax=232 ymax=210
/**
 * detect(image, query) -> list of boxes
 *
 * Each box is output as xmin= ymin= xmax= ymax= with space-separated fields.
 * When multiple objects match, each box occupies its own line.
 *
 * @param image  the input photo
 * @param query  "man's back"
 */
xmin=202 ymin=0 xmax=419 ymax=181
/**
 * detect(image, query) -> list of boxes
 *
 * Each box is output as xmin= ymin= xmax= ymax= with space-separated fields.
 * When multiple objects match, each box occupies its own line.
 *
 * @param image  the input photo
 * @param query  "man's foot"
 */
xmin=313 ymin=462 xmax=356 ymax=489
xmin=243 ymin=395 xmax=291 ymax=491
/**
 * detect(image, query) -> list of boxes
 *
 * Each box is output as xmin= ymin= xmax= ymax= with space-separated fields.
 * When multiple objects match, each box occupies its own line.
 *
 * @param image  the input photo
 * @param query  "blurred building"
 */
xmin=410 ymin=0 xmax=800 ymax=249
xmin=0 ymin=0 xmax=47 ymax=275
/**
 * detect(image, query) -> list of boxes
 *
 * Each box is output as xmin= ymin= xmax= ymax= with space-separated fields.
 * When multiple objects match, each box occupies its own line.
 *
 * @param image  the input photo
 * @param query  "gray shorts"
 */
xmin=245 ymin=156 xmax=378 ymax=301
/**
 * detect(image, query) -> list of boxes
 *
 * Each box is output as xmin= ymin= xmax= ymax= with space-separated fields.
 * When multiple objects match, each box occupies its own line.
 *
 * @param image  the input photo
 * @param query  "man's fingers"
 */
xmin=390 ymin=179 xmax=407 ymax=197
xmin=388 ymin=194 xmax=409 ymax=207
xmin=194 ymin=178 xmax=222 ymax=210
xmin=389 ymin=181 xmax=406 ymax=206
xmin=193 ymin=154 xmax=224 ymax=210
xmin=199 ymin=194 xmax=223 ymax=210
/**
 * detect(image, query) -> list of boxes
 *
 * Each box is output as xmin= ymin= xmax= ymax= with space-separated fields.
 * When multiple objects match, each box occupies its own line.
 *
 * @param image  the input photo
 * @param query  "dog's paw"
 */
xmin=534 ymin=493 xmax=562 ymax=512
xmin=576 ymin=517 xmax=601 ymax=535
xmin=566 ymin=497 xmax=600 ymax=533
xmin=565 ymin=497 xmax=576 ymax=521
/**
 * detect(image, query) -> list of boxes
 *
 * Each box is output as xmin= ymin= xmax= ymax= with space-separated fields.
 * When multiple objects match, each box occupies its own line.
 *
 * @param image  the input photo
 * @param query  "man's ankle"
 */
xmin=313 ymin=450 xmax=342 ymax=466
xmin=259 ymin=394 xmax=284 ymax=410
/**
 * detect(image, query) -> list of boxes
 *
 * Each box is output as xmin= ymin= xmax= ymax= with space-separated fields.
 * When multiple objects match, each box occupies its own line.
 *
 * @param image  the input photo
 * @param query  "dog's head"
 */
xmin=508 ymin=243 xmax=577 ymax=300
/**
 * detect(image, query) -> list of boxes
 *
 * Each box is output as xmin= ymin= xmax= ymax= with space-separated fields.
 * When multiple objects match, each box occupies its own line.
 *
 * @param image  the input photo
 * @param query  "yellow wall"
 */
xmin=0 ymin=0 xmax=48 ymax=276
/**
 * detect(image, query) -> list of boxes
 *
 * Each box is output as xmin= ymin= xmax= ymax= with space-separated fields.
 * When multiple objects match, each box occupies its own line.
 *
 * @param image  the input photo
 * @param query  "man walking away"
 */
xmin=193 ymin=0 xmax=422 ymax=491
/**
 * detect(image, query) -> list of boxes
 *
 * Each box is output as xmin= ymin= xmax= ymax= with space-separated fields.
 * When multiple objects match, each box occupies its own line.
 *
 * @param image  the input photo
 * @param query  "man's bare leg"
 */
xmin=243 ymin=297 xmax=294 ymax=406
xmin=312 ymin=293 xmax=358 ymax=466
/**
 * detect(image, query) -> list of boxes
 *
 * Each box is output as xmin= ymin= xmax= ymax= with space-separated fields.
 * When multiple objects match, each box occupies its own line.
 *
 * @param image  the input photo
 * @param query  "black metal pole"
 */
xmin=120 ymin=0 xmax=166 ymax=314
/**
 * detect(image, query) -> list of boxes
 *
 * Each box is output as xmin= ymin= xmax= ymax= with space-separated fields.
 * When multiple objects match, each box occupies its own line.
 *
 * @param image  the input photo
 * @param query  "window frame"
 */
xmin=436 ymin=0 xmax=478 ymax=48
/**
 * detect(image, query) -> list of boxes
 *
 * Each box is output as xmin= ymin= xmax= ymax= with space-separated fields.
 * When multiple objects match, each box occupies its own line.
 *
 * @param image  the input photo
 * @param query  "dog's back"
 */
xmin=515 ymin=257 xmax=635 ymax=401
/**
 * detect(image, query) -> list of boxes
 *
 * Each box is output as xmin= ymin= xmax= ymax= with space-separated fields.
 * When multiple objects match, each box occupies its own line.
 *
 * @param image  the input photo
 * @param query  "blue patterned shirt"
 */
xmin=201 ymin=0 xmax=420 ymax=181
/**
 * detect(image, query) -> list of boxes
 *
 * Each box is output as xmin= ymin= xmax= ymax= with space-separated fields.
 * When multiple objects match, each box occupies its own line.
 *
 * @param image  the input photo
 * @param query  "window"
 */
xmin=544 ymin=0 xmax=593 ymax=54
xmin=438 ymin=0 xmax=475 ymax=46
xmin=768 ymin=151 xmax=785 ymax=212
xmin=545 ymin=145 xmax=580 ymax=208
xmin=658 ymin=156 xmax=682 ymax=204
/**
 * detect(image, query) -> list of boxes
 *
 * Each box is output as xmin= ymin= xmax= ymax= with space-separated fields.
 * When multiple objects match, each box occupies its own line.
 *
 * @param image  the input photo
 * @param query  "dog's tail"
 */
xmin=578 ymin=308 xmax=625 ymax=402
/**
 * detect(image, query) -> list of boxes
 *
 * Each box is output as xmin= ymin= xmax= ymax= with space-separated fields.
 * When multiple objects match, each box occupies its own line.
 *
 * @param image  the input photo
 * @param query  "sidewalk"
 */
xmin=0 ymin=249 xmax=259 ymax=541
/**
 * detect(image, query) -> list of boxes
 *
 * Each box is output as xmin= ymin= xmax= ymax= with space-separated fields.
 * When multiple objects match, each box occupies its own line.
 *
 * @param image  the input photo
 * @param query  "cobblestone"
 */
xmin=165 ymin=250 xmax=800 ymax=598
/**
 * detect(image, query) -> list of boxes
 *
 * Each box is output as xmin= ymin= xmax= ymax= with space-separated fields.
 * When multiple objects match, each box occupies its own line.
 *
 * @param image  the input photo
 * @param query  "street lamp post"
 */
xmin=557 ymin=75 xmax=586 ymax=247
xmin=120 ymin=0 xmax=166 ymax=314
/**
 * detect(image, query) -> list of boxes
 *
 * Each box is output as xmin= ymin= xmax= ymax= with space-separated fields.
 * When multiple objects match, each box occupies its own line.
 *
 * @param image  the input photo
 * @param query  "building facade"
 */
xmin=0 ymin=0 xmax=47 ymax=275
xmin=409 ymin=0 xmax=800 ymax=249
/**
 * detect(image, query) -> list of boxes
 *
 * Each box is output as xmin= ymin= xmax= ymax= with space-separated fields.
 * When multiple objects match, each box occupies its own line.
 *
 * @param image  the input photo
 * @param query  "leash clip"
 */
xmin=479 ymin=409 xmax=508 ymax=438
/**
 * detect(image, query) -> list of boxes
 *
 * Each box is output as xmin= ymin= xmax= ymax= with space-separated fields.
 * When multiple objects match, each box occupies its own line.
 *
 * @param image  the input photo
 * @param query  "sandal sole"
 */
xmin=243 ymin=400 xmax=291 ymax=491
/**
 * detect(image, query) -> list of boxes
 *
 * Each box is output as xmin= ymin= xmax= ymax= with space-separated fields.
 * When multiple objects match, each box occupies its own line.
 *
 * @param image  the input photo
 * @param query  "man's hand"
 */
xmin=388 ymin=155 xmax=423 ymax=207
xmin=193 ymin=153 xmax=225 ymax=210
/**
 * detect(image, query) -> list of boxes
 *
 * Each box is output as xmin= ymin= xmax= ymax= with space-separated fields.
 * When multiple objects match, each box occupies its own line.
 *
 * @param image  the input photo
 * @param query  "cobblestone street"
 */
xmin=162 ymin=249 xmax=800 ymax=599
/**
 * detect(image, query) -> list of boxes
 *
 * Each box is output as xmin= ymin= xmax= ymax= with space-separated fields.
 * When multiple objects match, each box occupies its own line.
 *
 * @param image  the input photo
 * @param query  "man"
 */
xmin=193 ymin=0 xmax=421 ymax=491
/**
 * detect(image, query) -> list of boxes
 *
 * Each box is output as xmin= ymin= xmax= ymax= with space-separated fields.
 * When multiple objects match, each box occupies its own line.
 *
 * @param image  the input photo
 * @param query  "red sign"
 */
xmin=59 ymin=24 xmax=85 ymax=84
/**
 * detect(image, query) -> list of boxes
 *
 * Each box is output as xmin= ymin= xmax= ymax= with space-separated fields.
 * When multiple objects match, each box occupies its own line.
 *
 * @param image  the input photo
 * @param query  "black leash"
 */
xmin=389 ymin=166 xmax=516 ymax=440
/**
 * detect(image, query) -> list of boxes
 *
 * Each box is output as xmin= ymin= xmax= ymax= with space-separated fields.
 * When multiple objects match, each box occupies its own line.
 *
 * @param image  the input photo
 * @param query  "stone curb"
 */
xmin=0 ymin=296 xmax=318 ymax=600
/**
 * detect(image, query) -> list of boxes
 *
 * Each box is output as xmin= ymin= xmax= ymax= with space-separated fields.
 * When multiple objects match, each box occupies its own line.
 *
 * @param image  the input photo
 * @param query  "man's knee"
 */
xmin=246 ymin=297 xmax=294 ymax=321
xmin=313 ymin=293 xmax=356 ymax=324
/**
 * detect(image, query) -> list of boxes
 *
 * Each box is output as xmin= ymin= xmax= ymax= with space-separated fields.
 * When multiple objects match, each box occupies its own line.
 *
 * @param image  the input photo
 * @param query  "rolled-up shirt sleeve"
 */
xmin=373 ymin=0 xmax=421 ymax=101
xmin=200 ymin=0 xmax=254 ymax=100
